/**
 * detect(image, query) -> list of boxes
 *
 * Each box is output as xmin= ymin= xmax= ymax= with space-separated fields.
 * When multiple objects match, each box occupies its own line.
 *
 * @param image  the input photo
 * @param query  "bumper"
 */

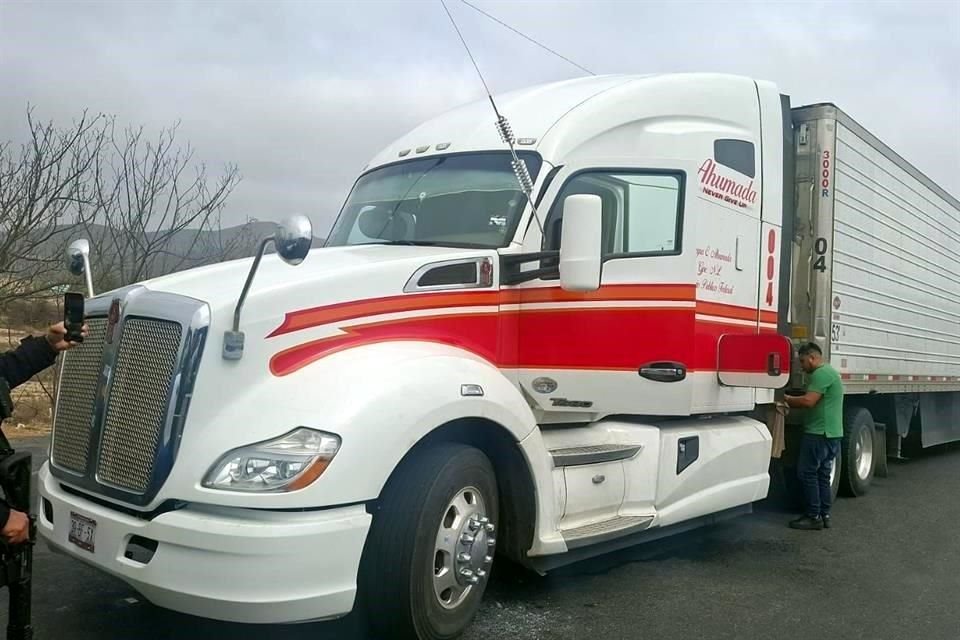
xmin=37 ymin=464 xmax=372 ymax=624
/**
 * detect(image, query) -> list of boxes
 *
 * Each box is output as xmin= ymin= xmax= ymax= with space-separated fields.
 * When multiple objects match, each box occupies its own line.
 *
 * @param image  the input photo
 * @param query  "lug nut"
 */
xmin=461 ymin=534 xmax=476 ymax=545
xmin=479 ymin=516 xmax=490 ymax=525
xmin=485 ymin=523 xmax=496 ymax=533
xmin=459 ymin=568 xmax=475 ymax=579
xmin=484 ymin=555 xmax=494 ymax=565
xmin=457 ymin=552 xmax=472 ymax=563
xmin=468 ymin=516 xmax=481 ymax=532
xmin=487 ymin=537 xmax=496 ymax=548
xmin=476 ymin=569 xmax=487 ymax=578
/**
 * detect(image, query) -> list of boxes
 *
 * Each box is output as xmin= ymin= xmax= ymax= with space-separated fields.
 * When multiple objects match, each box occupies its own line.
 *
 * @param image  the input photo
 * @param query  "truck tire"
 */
xmin=840 ymin=406 xmax=875 ymax=497
xmin=360 ymin=443 xmax=499 ymax=640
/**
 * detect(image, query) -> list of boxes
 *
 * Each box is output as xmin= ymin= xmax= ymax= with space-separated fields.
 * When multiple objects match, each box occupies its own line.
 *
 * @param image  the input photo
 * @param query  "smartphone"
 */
xmin=64 ymin=292 xmax=85 ymax=343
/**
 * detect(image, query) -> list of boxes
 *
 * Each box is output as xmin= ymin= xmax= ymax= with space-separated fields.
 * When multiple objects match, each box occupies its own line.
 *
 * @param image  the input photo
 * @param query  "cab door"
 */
xmin=500 ymin=160 xmax=696 ymax=417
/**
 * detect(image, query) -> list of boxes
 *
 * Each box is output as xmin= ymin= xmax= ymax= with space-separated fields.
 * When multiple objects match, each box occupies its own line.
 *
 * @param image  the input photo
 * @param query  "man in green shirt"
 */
xmin=784 ymin=342 xmax=844 ymax=530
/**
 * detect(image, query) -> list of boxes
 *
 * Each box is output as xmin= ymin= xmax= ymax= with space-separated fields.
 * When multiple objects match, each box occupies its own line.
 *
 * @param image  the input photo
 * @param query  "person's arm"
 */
xmin=0 ymin=322 xmax=85 ymax=391
xmin=0 ymin=337 xmax=58 ymax=390
xmin=784 ymin=391 xmax=822 ymax=409
xmin=785 ymin=367 xmax=831 ymax=409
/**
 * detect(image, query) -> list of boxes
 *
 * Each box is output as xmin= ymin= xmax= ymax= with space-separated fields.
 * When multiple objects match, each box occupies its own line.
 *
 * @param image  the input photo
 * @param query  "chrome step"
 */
xmin=549 ymin=443 xmax=643 ymax=467
xmin=561 ymin=515 xmax=655 ymax=549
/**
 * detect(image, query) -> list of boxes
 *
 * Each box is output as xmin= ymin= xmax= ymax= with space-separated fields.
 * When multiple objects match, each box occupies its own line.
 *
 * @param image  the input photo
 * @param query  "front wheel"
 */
xmin=360 ymin=443 xmax=499 ymax=640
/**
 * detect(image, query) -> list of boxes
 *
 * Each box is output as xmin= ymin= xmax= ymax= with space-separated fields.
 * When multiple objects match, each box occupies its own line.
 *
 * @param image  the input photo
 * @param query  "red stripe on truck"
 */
xmin=270 ymin=305 xmax=779 ymax=377
xmin=269 ymin=284 xmax=777 ymax=339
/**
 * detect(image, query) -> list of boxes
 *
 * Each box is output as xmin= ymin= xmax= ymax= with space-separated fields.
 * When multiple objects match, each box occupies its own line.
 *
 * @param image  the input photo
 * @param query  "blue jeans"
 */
xmin=798 ymin=434 xmax=842 ymax=518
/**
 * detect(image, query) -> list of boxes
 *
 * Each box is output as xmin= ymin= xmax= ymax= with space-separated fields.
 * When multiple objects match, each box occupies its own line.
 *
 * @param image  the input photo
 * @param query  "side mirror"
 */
xmin=559 ymin=194 xmax=603 ymax=292
xmin=224 ymin=215 xmax=314 ymax=360
xmin=275 ymin=215 xmax=313 ymax=265
xmin=66 ymin=239 xmax=95 ymax=298
xmin=67 ymin=239 xmax=89 ymax=276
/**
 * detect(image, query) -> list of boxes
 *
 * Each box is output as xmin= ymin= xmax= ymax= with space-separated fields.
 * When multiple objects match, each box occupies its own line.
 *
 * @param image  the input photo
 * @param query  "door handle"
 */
xmin=767 ymin=352 xmax=782 ymax=376
xmin=639 ymin=362 xmax=687 ymax=383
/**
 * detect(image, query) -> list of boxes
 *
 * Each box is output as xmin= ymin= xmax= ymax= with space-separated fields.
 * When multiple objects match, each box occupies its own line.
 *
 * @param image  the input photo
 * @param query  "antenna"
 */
xmin=439 ymin=0 xmax=545 ymax=236
xmin=459 ymin=0 xmax=595 ymax=76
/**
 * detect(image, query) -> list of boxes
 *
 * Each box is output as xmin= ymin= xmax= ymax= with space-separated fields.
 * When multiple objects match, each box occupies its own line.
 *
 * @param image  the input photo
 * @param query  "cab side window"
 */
xmin=714 ymin=139 xmax=756 ymax=178
xmin=545 ymin=171 xmax=684 ymax=256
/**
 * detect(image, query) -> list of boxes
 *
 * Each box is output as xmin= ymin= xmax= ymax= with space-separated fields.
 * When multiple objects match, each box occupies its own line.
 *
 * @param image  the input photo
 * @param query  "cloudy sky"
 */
xmin=2 ymin=0 xmax=958 ymax=235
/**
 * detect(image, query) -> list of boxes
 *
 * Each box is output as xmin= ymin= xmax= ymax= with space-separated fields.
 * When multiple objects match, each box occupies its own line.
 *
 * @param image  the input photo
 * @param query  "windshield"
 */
xmin=326 ymin=152 xmax=543 ymax=249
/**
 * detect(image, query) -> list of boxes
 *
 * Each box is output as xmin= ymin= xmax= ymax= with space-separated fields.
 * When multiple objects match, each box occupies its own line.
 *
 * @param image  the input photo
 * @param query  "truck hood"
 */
xmin=134 ymin=243 xmax=496 ymax=369
xmin=140 ymin=244 xmax=488 ymax=311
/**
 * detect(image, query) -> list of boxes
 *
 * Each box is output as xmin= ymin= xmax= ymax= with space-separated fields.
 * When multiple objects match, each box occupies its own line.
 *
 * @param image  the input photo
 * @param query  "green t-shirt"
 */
xmin=804 ymin=363 xmax=844 ymax=438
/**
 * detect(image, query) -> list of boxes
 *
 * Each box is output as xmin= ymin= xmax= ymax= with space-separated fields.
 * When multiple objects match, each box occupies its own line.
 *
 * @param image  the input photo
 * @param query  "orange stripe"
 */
xmin=697 ymin=302 xmax=756 ymax=321
xmin=269 ymin=283 xmax=779 ymax=338
xmin=271 ymin=285 xmax=698 ymax=337
xmin=697 ymin=301 xmax=779 ymax=324
xmin=269 ymin=290 xmax=501 ymax=337
xmin=695 ymin=318 xmax=752 ymax=328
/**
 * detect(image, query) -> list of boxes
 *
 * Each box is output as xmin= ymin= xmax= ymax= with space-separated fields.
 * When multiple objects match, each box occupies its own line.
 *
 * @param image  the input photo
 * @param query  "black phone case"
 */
xmin=64 ymin=294 xmax=85 ymax=343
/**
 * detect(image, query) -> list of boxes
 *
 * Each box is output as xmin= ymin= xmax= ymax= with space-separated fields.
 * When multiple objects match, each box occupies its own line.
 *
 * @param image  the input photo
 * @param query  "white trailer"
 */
xmin=784 ymin=104 xmax=960 ymax=496
xmin=36 ymin=74 xmax=960 ymax=639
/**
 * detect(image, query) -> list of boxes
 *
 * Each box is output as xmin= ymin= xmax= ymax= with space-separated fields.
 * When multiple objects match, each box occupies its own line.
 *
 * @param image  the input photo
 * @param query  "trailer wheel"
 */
xmin=360 ymin=443 xmax=499 ymax=640
xmin=840 ymin=406 xmax=875 ymax=497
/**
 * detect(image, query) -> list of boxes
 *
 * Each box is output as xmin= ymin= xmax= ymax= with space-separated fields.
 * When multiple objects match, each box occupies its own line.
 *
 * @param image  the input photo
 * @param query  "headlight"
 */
xmin=202 ymin=428 xmax=341 ymax=492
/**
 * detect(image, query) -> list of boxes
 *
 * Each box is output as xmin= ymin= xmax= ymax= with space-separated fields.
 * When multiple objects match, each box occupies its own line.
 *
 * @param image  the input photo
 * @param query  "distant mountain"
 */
xmin=22 ymin=220 xmax=325 ymax=292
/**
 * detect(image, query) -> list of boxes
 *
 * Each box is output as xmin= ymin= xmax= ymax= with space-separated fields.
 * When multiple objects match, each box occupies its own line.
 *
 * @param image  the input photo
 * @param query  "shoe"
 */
xmin=789 ymin=515 xmax=823 ymax=530
xmin=821 ymin=514 xmax=831 ymax=529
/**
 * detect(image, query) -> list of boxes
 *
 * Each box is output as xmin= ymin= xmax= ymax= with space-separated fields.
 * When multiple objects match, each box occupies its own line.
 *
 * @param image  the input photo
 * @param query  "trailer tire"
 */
xmin=840 ymin=406 xmax=875 ymax=497
xmin=360 ymin=443 xmax=499 ymax=640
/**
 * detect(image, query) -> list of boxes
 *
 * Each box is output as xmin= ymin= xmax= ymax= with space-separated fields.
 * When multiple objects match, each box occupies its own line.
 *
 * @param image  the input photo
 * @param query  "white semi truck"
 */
xmin=38 ymin=73 xmax=960 ymax=639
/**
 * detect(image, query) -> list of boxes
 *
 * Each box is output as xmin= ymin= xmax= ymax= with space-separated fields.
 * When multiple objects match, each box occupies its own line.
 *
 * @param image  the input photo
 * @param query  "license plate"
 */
xmin=69 ymin=512 xmax=96 ymax=553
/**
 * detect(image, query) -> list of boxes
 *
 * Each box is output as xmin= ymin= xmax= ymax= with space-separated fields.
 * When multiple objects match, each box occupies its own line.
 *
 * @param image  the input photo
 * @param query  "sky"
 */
xmin=2 ymin=0 xmax=958 ymax=236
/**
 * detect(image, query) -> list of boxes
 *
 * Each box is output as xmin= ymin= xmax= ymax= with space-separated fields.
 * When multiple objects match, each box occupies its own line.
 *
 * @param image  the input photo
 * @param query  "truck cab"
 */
xmin=38 ymin=73 xmax=795 ymax=639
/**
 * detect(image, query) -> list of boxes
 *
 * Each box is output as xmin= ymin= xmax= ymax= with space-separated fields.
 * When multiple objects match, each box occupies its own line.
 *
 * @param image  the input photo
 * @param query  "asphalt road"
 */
xmin=4 ymin=436 xmax=960 ymax=640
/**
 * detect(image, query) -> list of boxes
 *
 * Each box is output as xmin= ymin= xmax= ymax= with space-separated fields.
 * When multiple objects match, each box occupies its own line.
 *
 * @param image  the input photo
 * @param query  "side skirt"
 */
xmin=525 ymin=504 xmax=752 ymax=574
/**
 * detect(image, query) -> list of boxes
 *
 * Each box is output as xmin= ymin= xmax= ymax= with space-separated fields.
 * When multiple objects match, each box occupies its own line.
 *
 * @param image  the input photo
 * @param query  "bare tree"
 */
xmin=84 ymin=121 xmax=242 ymax=290
xmin=2 ymin=108 xmax=250 ymax=305
xmin=0 ymin=110 xmax=109 ymax=304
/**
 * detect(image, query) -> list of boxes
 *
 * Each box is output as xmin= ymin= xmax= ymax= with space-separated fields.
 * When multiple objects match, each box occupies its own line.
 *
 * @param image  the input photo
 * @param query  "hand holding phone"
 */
xmin=64 ymin=292 xmax=85 ymax=343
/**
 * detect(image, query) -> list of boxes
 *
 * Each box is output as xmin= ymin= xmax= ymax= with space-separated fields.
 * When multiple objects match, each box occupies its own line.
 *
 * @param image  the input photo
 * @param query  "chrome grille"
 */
xmin=51 ymin=318 xmax=108 ymax=473
xmin=96 ymin=319 xmax=183 ymax=493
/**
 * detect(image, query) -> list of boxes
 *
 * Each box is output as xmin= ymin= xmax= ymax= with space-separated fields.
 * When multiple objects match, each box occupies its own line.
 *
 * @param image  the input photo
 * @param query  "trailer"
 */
xmin=783 ymin=104 xmax=960 ymax=497
xmin=36 ymin=74 xmax=960 ymax=640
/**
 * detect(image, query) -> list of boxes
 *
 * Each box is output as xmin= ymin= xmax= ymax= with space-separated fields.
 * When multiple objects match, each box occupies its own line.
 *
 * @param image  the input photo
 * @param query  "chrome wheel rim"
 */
xmin=432 ymin=486 xmax=496 ymax=610
xmin=855 ymin=425 xmax=874 ymax=480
